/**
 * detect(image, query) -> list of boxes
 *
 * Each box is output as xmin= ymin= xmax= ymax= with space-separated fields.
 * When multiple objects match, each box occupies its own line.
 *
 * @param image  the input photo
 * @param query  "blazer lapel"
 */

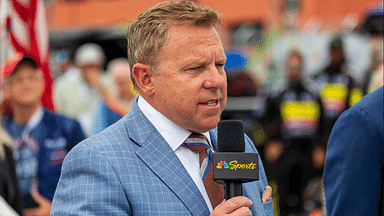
xmin=127 ymin=99 xmax=210 ymax=215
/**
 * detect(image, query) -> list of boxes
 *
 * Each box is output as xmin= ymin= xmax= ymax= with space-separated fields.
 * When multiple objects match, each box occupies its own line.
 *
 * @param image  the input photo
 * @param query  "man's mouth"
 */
xmin=200 ymin=100 xmax=218 ymax=106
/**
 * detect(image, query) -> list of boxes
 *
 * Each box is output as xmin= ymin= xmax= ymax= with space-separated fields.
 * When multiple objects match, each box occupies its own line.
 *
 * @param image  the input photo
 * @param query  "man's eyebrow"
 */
xmin=180 ymin=56 xmax=208 ymax=69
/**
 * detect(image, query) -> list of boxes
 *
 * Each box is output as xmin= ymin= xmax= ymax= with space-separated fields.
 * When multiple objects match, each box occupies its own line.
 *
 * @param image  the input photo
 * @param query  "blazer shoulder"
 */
xmin=73 ymin=117 xmax=138 ymax=156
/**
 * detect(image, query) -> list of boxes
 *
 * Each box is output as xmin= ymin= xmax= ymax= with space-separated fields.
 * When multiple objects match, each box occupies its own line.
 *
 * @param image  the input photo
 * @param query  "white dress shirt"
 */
xmin=138 ymin=96 xmax=214 ymax=212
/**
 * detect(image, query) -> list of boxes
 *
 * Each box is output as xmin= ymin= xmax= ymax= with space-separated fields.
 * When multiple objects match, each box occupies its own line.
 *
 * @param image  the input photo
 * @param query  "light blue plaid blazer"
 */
xmin=51 ymin=98 xmax=273 ymax=216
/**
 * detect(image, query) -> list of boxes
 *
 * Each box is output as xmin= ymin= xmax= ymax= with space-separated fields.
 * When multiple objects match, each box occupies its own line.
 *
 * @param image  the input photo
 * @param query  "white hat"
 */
xmin=74 ymin=43 xmax=105 ymax=67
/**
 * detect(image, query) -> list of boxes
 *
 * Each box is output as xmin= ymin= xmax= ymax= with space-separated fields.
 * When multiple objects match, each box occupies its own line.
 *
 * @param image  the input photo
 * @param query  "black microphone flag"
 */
xmin=213 ymin=120 xmax=259 ymax=199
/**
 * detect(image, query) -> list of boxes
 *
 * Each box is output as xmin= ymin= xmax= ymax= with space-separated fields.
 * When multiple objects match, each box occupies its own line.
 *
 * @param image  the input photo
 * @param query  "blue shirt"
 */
xmin=4 ymin=108 xmax=86 ymax=201
xmin=8 ymin=121 xmax=39 ymax=195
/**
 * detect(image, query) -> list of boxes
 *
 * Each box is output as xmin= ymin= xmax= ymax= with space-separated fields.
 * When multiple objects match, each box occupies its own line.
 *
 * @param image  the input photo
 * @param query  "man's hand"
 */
xmin=81 ymin=65 xmax=102 ymax=87
xmin=23 ymin=192 xmax=51 ymax=216
xmin=210 ymin=196 xmax=253 ymax=216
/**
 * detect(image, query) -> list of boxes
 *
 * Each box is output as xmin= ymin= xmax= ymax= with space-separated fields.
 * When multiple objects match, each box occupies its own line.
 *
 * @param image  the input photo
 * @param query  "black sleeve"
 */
xmin=263 ymin=94 xmax=282 ymax=142
xmin=2 ymin=144 xmax=25 ymax=215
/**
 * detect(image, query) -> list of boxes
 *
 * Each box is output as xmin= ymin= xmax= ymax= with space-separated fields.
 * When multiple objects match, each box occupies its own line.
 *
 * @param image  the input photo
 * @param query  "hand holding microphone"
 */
xmin=212 ymin=120 xmax=259 ymax=199
xmin=209 ymin=120 xmax=259 ymax=215
xmin=210 ymin=120 xmax=272 ymax=215
xmin=210 ymin=196 xmax=253 ymax=216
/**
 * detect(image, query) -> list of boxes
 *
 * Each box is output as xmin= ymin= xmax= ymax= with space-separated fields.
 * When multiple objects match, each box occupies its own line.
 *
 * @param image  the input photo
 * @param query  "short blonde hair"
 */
xmin=126 ymin=0 xmax=221 ymax=88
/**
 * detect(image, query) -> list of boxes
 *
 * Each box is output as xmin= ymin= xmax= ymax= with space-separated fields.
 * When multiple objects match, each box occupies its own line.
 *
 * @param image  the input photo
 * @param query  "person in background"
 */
xmin=310 ymin=35 xmax=363 ymax=146
xmin=263 ymin=50 xmax=323 ymax=216
xmin=323 ymin=86 xmax=383 ymax=215
xmin=0 ymin=128 xmax=22 ymax=216
xmin=299 ymin=177 xmax=325 ymax=216
xmin=51 ymin=50 xmax=73 ymax=79
xmin=222 ymin=68 xmax=269 ymax=159
xmin=2 ymin=53 xmax=86 ymax=216
xmin=54 ymin=43 xmax=113 ymax=137
xmin=93 ymin=58 xmax=137 ymax=134
xmin=0 ymin=80 xmax=23 ymax=215
xmin=362 ymin=39 xmax=383 ymax=95
xmin=51 ymin=1 xmax=273 ymax=215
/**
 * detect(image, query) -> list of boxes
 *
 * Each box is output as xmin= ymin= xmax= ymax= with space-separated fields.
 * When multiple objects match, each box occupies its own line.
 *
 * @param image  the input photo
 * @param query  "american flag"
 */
xmin=1 ymin=0 xmax=54 ymax=110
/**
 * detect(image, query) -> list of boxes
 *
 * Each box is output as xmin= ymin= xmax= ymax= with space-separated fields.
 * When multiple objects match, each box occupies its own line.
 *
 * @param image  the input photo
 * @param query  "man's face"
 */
xmin=330 ymin=49 xmax=345 ymax=67
xmin=151 ymin=25 xmax=227 ymax=133
xmin=80 ymin=64 xmax=102 ymax=85
xmin=7 ymin=64 xmax=44 ymax=107
xmin=287 ymin=55 xmax=302 ymax=84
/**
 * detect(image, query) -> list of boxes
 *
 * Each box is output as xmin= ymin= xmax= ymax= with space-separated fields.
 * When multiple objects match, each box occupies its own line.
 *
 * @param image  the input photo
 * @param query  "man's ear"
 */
xmin=132 ymin=63 xmax=154 ymax=96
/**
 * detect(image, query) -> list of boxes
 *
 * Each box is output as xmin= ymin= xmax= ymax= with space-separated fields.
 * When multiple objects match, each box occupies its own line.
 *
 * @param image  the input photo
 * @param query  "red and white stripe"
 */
xmin=1 ymin=0 xmax=54 ymax=110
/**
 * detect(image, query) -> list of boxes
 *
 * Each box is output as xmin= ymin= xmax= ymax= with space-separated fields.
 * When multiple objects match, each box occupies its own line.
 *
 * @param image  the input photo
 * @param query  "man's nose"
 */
xmin=203 ymin=65 xmax=226 ymax=89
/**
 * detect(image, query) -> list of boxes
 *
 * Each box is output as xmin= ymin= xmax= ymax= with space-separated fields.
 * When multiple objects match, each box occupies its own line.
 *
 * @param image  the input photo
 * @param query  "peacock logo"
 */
xmin=216 ymin=161 xmax=230 ymax=169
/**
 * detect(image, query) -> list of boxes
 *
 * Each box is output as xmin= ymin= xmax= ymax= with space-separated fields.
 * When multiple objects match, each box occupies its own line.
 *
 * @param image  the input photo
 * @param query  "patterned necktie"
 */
xmin=184 ymin=133 xmax=224 ymax=208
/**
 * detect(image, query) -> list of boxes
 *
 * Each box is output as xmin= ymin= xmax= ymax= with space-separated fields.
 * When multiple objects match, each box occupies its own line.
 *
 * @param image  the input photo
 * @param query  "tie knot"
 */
xmin=184 ymin=133 xmax=209 ymax=153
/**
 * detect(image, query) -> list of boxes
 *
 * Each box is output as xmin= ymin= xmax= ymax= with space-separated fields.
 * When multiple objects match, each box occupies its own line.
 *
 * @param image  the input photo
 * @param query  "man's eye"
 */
xmin=189 ymin=66 xmax=202 ymax=70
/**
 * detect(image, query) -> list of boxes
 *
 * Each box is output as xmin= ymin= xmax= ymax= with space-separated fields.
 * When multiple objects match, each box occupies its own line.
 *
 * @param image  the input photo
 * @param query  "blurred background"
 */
xmin=43 ymin=0 xmax=381 ymax=79
xmin=0 ymin=0 xmax=383 ymax=215
xmin=2 ymin=0 xmax=381 ymax=95
xmin=45 ymin=0 xmax=383 ymax=138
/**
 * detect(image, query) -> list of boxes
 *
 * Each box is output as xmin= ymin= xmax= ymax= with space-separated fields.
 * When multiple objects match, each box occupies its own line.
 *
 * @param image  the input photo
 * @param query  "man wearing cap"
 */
xmin=2 ymin=53 xmax=86 ymax=216
xmin=54 ymin=43 xmax=113 ymax=137
xmin=264 ymin=50 xmax=323 ymax=215
xmin=310 ymin=35 xmax=363 ymax=146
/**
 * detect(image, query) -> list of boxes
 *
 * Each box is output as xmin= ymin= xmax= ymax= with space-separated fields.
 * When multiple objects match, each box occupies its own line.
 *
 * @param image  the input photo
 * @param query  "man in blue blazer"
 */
xmin=323 ymin=86 xmax=383 ymax=215
xmin=51 ymin=1 xmax=273 ymax=215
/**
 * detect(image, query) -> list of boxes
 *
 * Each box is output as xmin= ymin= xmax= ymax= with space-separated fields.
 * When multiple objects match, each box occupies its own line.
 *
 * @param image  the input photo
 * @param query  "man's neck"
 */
xmin=13 ymin=103 xmax=42 ymax=124
xmin=120 ymin=94 xmax=135 ymax=103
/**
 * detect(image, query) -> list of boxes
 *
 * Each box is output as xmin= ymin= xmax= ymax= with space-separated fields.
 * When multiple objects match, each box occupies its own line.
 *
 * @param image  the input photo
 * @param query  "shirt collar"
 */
xmin=137 ymin=96 xmax=211 ymax=151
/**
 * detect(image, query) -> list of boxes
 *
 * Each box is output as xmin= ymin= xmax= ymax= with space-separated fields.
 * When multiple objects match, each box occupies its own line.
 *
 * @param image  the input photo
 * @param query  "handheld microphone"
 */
xmin=213 ymin=120 xmax=259 ymax=199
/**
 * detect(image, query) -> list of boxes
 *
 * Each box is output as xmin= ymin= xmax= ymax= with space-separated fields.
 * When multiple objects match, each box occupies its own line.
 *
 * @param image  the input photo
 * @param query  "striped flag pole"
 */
xmin=1 ymin=0 xmax=54 ymax=110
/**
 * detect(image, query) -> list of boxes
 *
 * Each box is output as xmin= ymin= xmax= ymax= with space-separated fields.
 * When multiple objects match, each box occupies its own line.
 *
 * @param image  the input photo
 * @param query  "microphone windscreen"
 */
xmin=217 ymin=120 xmax=245 ymax=152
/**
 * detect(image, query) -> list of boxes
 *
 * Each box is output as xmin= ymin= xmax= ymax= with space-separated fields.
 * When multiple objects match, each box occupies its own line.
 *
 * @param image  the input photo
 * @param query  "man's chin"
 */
xmin=194 ymin=118 xmax=221 ymax=133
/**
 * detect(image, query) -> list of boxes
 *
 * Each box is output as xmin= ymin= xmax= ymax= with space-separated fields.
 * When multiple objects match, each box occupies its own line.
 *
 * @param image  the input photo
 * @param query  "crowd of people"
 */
xmin=0 ymin=0 xmax=382 ymax=215
xmin=228 ymin=32 xmax=382 ymax=215
xmin=223 ymin=25 xmax=382 ymax=215
xmin=0 ymin=42 xmax=137 ymax=215
xmin=54 ymin=43 xmax=137 ymax=137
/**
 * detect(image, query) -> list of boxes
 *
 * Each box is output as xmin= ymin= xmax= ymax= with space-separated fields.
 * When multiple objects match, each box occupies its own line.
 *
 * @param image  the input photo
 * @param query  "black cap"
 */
xmin=330 ymin=36 xmax=343 ymax=50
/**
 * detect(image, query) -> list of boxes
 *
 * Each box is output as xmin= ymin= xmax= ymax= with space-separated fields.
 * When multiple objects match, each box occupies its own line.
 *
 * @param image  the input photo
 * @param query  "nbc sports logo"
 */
xmin=216 ymin=161 xmax=229 ymax=169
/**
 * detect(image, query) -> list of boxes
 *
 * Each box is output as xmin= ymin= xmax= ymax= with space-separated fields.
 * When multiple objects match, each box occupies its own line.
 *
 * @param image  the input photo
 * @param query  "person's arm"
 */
xmin=23 ymin=192 xmax=51 ymax=216
xmin=2 ymin=144 xmax=24 ymax=215
xmin=323 ymin=106 xmax=382 ymax=215
xmin=264 ymin=96 xmax=282 ymax=143
xmin=93 ymin=78 xmax=131 ymax=117
xmin=51 ymin=142 xmax=130 ymax=215
xmin=263 ymin=96 xmax=284 ymax=164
